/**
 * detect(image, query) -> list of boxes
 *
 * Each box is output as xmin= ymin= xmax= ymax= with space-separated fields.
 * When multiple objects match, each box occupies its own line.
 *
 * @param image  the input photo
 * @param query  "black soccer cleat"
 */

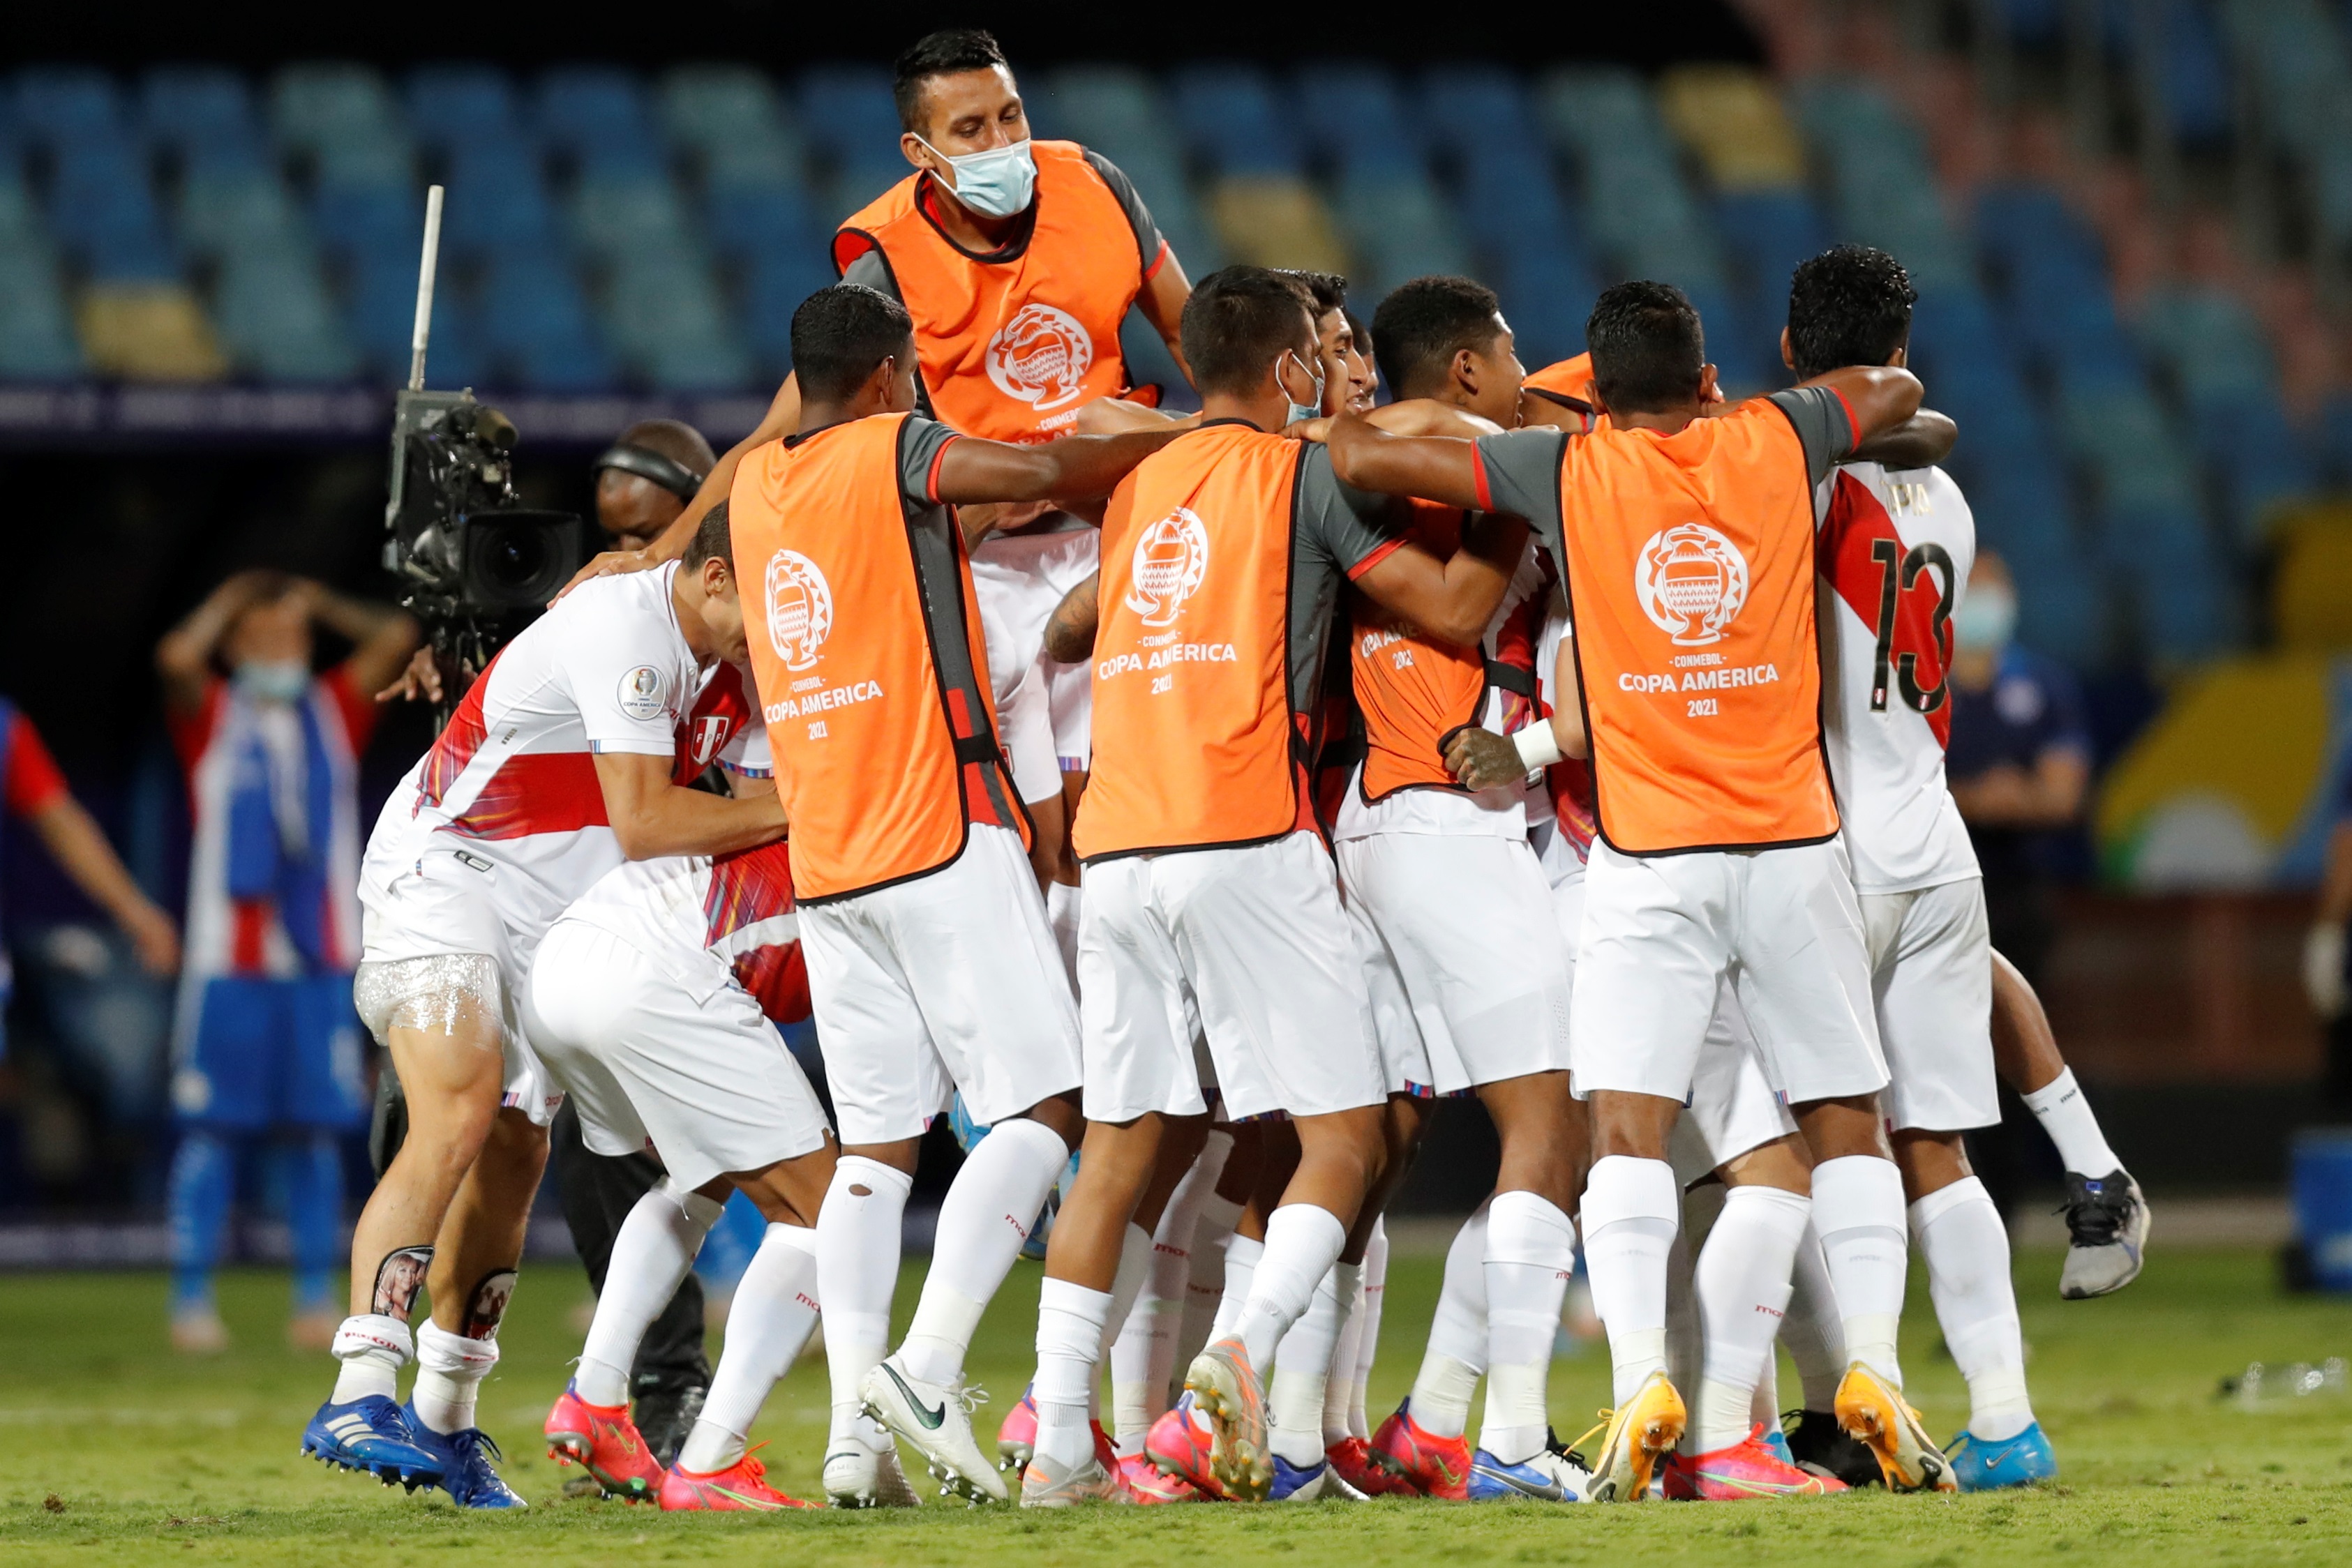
xmin=1782 ymin=1407 xmax=1882 ymax=1489
xmin=2059 ymin=1169 xmax=2148 ymax=1299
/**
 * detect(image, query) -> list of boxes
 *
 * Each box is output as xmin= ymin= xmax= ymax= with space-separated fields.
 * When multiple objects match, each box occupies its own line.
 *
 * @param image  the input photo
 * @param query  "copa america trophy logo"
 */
xmin=1633 ymin=522 xmax=1751 ymax=646
xmin=984 ymin=303 xmax=1094 ymax=411
xmin=763 ymin=548 xmax=834 ymax=670
xmin=1124 ymin=508 xmax=1210 ymax=627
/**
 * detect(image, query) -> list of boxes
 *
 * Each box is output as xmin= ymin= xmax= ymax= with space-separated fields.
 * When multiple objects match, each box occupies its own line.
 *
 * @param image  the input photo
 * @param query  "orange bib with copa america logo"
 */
xmin=1076 ymin=422 xmax=1320 ymax=861
xmin=730 ymin=412 xmax=1024 ymax=903
xmin=835 ymin=142 xmax=1147 ymax=444
xmin=1557 ymin=399 xmax=1839 ymax=855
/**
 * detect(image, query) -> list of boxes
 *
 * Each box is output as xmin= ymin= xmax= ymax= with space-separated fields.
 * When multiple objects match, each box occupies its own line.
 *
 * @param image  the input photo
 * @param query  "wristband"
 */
xmin=1513 ymin=723 xmax=1564 ymax=772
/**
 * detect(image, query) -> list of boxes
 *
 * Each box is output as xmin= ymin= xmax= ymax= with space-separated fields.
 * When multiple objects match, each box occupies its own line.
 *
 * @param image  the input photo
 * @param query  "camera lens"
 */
xmin=462 ymin=511 xmax=587 ymax=608
xmin=485 ymin=525 xmax=548 ymax=592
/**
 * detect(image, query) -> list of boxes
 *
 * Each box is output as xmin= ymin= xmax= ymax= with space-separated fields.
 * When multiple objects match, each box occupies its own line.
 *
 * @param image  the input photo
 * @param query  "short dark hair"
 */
xmin=1372 ymin=276 xmax=1505 ymax=400
xmin=1181 ymin=266 xmax=1318 ymax=397
xmin=682 ymin=498 xmax=731 ymax=571
xmin=1278 ymin=269 xmax=1349 ymax=319
xmin=791 ymin=284 xmax=915 ymax=402
xmin=1586 ymin=280 xmax=1706 ymax=414
xmin=1786 ymin=244 xmax=1917 ymax=380
xmin=893 ymin=28 xmax=1010 ymax=134
xmin=614 ymin=418 xmax=714 ymax=478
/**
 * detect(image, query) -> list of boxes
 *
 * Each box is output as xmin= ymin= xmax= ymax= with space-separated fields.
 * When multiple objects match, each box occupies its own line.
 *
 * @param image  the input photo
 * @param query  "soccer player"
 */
xmin=725 ymin=282 xmax=1177 ymax=1507
xmin=155 ymin=573 xmax=417 ymax=1355
xmin=1326 ymin=276 xmax=1587 ymax=1503
xmin=531 ymin=810 xmax=842 ymax=1512
xmin=303 ymin=508 xmax=783 ymax=1507
xmin=1322 ymin=280 xmax=1945 ymax=1500
xmin=1015 ymin=266 xmax=1527 ymax=1507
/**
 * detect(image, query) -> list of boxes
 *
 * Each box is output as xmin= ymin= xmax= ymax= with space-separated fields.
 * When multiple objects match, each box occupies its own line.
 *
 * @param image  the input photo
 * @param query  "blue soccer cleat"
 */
xmin=301 ymin=1394 xmax=444 ymax=1490
xmin=1269 ymin=1452 xmax=1340 ymax=1501
xmin=1947 ymin=1422 xmax=2057 ymax=1491
xmin=1467 ymin=1447 xmax=1591 ymax=1502
xmin=403 ymin=1403 xmax=528 ymax=1509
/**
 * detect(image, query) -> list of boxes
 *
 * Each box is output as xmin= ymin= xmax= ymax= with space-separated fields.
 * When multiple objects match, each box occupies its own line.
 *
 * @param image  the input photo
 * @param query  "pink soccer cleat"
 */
xmin=1118 ymin=1449 xmax=1203 ymax=1503
xmin=658 ymin=1452 xmax=816 ymax=1512
xmin=1369 ymin=1400 xmax=1473 ymax=1500
xmin=1662 ymin=1424 xmax=1848 ymax=1501
xmin=544 ymin=1382 xmax=665 ymax=1502
xmin=998 ymin=1387 xmax=1039 ymax=1471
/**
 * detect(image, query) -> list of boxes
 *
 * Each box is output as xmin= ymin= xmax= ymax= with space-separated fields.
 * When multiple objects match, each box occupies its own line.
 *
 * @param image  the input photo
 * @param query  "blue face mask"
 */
xmin=1952 ymin=584 xmax=2016 ymax=652
xmin=917 ymin=135 xmax=1038 ymax=220
xmin=1280 ymin=349 xmax=1327 ymax=428
xmin=234 ymin=659 xmax=310 ymax=704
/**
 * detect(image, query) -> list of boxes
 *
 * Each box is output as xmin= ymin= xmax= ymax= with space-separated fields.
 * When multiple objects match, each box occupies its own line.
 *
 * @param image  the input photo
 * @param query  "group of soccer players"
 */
xmin=294 ymin=27 xmax=2150 ymax=1514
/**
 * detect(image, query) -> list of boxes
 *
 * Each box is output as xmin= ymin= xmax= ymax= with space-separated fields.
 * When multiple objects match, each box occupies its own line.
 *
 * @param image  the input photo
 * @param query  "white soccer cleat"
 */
xmin=860 ymin=1355 xmax=1007 ymax=1504
xmin=2060 ymin=1170 xmax=2148 ymax=1300
xmin=821 ymin=1418 xmax=922 ymax=1509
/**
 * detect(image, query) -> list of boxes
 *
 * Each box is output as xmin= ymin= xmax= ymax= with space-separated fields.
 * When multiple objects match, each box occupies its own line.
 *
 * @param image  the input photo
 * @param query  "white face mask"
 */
xmin=1278 ymin=349 xmax=1326 ymax=428
xmin=1953 ymin=582 xmax=2017 ymax=652
xmin=234 ymin=659 xmax=310 ymax=704
xmin=915 ymin=135 xmax=1038 ymax=219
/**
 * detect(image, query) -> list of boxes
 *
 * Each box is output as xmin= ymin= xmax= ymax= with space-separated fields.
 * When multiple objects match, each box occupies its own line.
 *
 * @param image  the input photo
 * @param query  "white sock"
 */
xmin=1033 ymin=1277 xmax=1113 ymax=1470
xmin=1662 ymin=1191 xmax=1709 ymax=1401
xmin=1208 ymin=1232 xmax=1262 ymax=1343
xmin=678 ymin=1224 xmax=821 ymax=1474
xmin=2020 ymin=1069 xmax=2120 ymax=1177
xmin=1350 ymin=1219 xmax=1388 ymax=1438
xmin=1811 ymin=1154 xmax=1910 ymax=1388
xmin=412 ymin=1319 xmax=499 ymax=1435
xmin=1407 ymin=1201 xmax=1490 ymax=1440
xmin=817 ymin=1155 xmax=911 ymax=1445
xmin=1044 ymin=880 xmax=1081 ymax=986
xmin=900 ymin=1117 xmax=1068 ymax=1387
xmin=1323 ymin=1262 xmax=1365 ymax=1444
xmin=1750 ymin=1343 xmax=1781 ymax=1428
xmin=1178 ymin=1172 xmax=1242 ymax=1385
xmin=1269 ymin=1261 xmax=1351 ymax=1466
xmin=1780 ymin=1222 xmax=1848 ymax=1410
xmin=1099 ymin=1221 xmax=1156 ymax=1385
xmin=1912 ymin=1177 xmax=2035 ymax=1442
xmin=1233 ymin=1204 xmax=1347 ymax=1371
xmin=1479 ymin=1190 xmax=1578 ymax=1465
xmin=1579 ymin=1156 xmax=1681 ymax=1405
xmin=1111 ymin=1148 xmax=1221 ymax=1449
xmin=1686 ymin=1185 xmax=1809 ymax=1453
xmin=578 ymin=1182 xmax=724 ymax=1408
xmin=330 ymin=1314 xmax=411 ymax=1404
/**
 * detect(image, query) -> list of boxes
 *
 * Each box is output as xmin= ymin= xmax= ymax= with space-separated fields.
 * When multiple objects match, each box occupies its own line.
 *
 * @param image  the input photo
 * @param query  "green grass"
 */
xmin=1 ymin=1242 xmax=2349 ymax=1564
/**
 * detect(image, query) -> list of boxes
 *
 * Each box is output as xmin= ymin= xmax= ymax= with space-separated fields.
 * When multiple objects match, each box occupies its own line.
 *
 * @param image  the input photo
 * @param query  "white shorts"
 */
xmin=1047 ymin=656 xmax=1091 ymax=771
xmin=527 ymin=921 xmax=831 ymax=1191
xmin=974 ymin=524 xmax=1099 ymax=794
xmin=1864 ymin=877 xmax=1997 ymax=1132
xmin=1670 ymin=983 xmax=1800 ymax=1184
xmin=797 ymin=824 xmax=1081 ymax=1145
xmin=1345 ymin=886 xmax=1430 ymax=1096
xmin=1571 ymin=839 xmax=1886 ymax=1108
xmin=1079 ymin=831 xmax=1384 ymax=1123
xmin=1336 ymin=832 xmax=1573 ymax=1095
xmin=357 ymin=830 xmax=577 ymax=1126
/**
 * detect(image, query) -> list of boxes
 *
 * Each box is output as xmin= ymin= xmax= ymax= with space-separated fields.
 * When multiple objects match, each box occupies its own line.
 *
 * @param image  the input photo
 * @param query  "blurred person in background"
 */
xmin=1944 ymin=550 xmax=2092 ymax=1214
xmin=0 ymin=697 xmax=182 ymax=1060
xmin=156 ymin=571 xmax=418 ymax=1354
xmin=2305 ymin=773 xmax=2352 ymax=1115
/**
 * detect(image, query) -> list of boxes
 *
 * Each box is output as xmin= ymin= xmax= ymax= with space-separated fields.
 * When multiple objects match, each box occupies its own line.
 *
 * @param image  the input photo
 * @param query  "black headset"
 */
xmin=592 ymin=443 xmax=706 ymax=501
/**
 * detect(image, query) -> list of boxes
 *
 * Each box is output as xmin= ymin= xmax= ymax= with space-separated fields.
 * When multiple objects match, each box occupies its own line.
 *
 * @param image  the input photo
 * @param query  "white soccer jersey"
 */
xmin=1815 ymin=461 xmax=1980 ymax=894
xmin=364 ymin=564 xmax=763 ymax=944
xmin=556 ymin=840 xmax=807 ymax=1024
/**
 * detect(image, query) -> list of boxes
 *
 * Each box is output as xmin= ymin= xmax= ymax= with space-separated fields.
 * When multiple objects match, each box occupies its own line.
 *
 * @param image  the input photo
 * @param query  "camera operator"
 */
xmin=372 ymin=419 xmax=727 ymax=1471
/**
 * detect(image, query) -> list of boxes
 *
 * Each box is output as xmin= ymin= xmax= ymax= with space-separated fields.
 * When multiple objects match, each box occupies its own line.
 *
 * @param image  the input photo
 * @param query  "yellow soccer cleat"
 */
xmin=1583 ymin=1371 xmax=1686 ymax=1502
xmin=1833 ymin=1362 xmax=1956 ymax=1493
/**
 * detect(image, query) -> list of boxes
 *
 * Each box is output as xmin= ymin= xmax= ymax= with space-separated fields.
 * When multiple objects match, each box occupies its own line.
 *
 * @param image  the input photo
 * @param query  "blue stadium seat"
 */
xmin=569 ymin=174 xmax=689 ymax=264
xmin=1420 ymin=66 xmax=1541 ymax=156
xmin=477 ymin=251 xmax=611 ymax=391
xmin=797 ymin=66 xmax=901 ymax=168
xmin=47 ymin=142 xmax=179 ymax=280
xmin=346 ymin=251 xmax=486 ymax=386
xmin=604 ymin=251 xmax=751 ymax=391
xmin=1297 ymin=63 xmax=1419 ymax=174
xmin=13 ymin=66 xmax=124 ymax=145
xmin=659 ymin=66 xmax=805 ymax=188
xmin=1332 ymin=168 xmax=1469 ymax=300
xmin=272 ymin=63 xmax=400 ymax=151
xmin=705 ymin=180 xmax=824 ymax=266
xmin=537 ymin=67 xmax=657 ymax=166
xmin=1170 ymin=64 xmax=1305 ymax=176
xmin=405 ymin=65 xmax=523 ymax=151
xmin=313 ymin=182 xmax=417 ymax=271
xmin=177 ymin=167 xmax=308 ymax=262
xmin=141 ymin=66 xmax=262 ymax=159
xmin=0 ymin=236 xmax=84 ymax=379
xmin=1492 ymin=249 xmax=1597 ymax=368
xmin=440 ymin=146 xmax=557 ymax=259
xmin=213 ymin=250 xmax=359 ymax=382
xmin=1034 ymin=66 xmax=1158 ymax=151
xmin=741 ymin=247 xmax=837 ymax=382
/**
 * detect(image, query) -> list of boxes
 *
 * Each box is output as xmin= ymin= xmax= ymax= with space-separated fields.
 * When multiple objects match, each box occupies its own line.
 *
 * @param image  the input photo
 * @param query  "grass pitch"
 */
xmin=0 ymin=1240 xmax=2347 ymax=1565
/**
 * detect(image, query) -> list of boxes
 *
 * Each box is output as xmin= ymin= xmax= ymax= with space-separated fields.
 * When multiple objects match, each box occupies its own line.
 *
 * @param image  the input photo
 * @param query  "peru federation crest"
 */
xmin=1123 ymin=507 xmax=1210 ymax=628
xmin=764 ymin=548 xmax=834 ymax=670
xmin=1634 ymin=522 xmax=1751 ymax=646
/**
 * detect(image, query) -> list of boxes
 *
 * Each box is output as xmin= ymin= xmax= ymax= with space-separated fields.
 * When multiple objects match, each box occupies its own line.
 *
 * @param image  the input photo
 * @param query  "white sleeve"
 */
xmin=564 ymin=588 xmax=689 ymax=757
xmin=721 ymin=721 xmax=774 ymax=778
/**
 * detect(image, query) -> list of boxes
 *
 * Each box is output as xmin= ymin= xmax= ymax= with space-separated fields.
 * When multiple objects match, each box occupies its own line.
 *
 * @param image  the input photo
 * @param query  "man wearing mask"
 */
xmin=156 ymin=571 xmax=419 ymax=1354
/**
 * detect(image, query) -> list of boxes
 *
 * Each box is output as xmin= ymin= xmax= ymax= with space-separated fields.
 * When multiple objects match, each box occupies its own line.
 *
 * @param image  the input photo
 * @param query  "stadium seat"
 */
xmin=477 ymin=250 xmax=611 ymax=391
xmin=1656 ymin=65 xmax=1806 ymax=190
xmin=659 ymin=66 xmax=807 ymax=188
xmin=1297 ymin=63 xmax=1421 ymax=174
xmin=313 ymin=182 xmax=417 ymax=272
xmin=176 ymin=167 xmax=308 ymax=262
xmin=271 ymin=62 xmax=403 ymax=160
xmin=13 ymin=66 xmax=125 ymax=145
xmin=1171 ymin=64 xmax=1306 ymax=176
xmin=140 ymin=66 xmax=262 ymax=160
xmin=1206 ymin=176 xmax=1349 ymax=275
xmin=537 ymin=66 xmax=660 ymax=176
xmin=0 ymin=237 xmax=84 ymax=379
xmin=405 ymin=64 xmax=524 ymax=151
xmin=604 ymin=251 xmax=751 ymax=391
xmin=46 ymin=142 xmax=179 ymax=280
xmin=797 ymin=63 xmax=907 ymax=213
xmin=569 ymin=174 xmax=690 ymax=264
xmin=740 ymin=246 xmax=836 ymax=384
xmin=1331 ymin=168 xmax=1469 ymax=300
xmin=212 ymin=250 xmax=359 ymax=382
xmin=75 ymin=281 xmax=227 ymax=380
xmin=346 ymin=250 xmax=484 ymax=386
xmin=439 ymin=146 xmax=558 ymax=260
